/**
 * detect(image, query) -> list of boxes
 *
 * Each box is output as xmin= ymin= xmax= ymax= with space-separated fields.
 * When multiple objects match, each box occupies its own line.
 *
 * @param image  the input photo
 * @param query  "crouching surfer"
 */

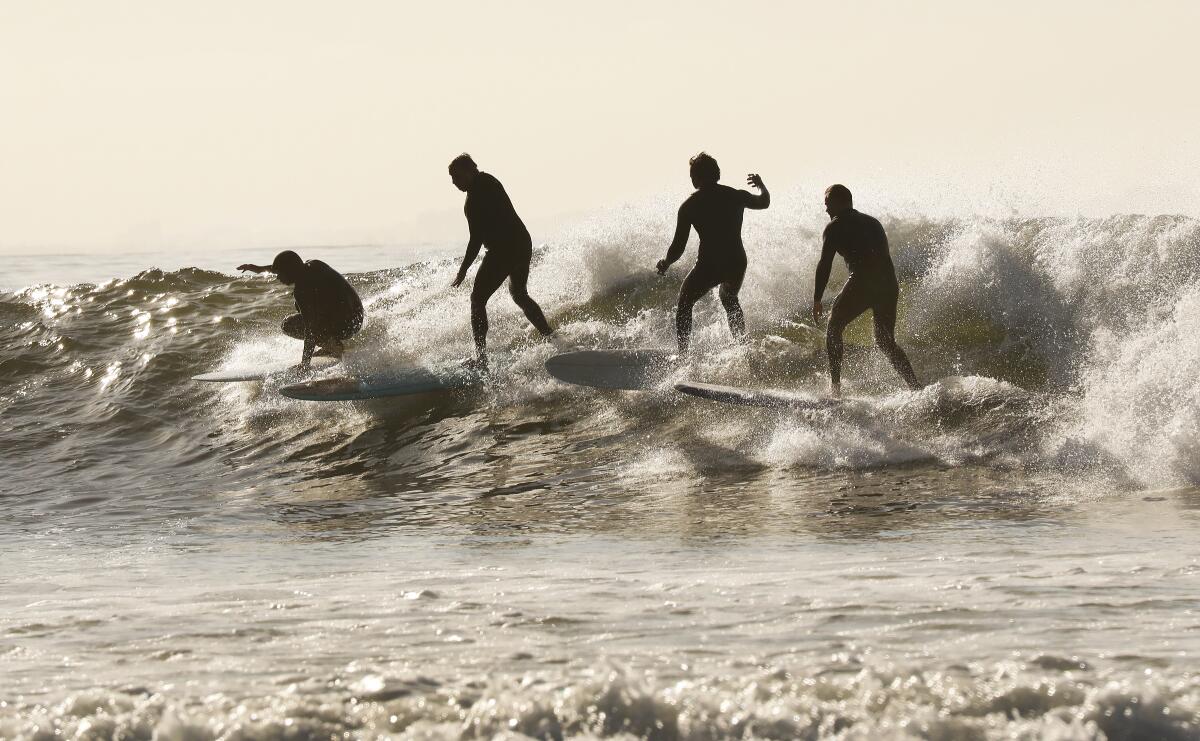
xmin=237 ymin=250 xmax=364 ymax=367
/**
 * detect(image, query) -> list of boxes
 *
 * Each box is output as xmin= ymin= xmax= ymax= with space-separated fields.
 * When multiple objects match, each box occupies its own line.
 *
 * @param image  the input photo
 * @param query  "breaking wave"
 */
xmin=3 ymin=204 xmax=1197 ymax=497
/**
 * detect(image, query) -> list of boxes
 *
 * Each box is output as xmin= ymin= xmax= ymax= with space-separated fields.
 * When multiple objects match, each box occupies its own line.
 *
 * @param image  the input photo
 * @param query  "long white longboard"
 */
xmin=545 ymin=349 xmax=679 ymax=391
xmin=279 ymin=366 xmax=483 ymax=401
xmin=674 ymin=381 xmax=845 ymax=410
xmin=192 ymin=356 xmax=340 ymax=383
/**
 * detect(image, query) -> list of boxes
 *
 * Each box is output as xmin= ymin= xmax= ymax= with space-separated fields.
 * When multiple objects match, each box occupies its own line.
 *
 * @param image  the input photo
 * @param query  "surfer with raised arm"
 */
xmin=812 ymin=185 xmax=920 ymax=397
xmin=237 ymin=251 xmax=364 ymax=368
xmin=448 ymin=153 xmax=554 ymax=372
xmin=656 ymin=152 xmax=769 ymax=354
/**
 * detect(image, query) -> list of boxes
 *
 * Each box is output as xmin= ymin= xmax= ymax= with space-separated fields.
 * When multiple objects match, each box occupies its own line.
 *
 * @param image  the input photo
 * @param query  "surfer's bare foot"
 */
xmin=521 ymin=326 xmax=557 ymax=345
xmin=313 ymin=341 xmax=344 ymax=359
xmin=460 ymin=357 xmax=488 ymax=374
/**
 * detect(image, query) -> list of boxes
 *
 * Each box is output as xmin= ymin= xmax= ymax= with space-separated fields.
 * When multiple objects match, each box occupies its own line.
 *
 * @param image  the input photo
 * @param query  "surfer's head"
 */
xmin=824 ymin=184 xmax=853 ymax=218
xmin=689 ymin=152 xmax=720 ymax=188
xmin=448 ymin=153 xmax=479 ymax=192
xmin=271 ymin=250 xmax=305 ymax=285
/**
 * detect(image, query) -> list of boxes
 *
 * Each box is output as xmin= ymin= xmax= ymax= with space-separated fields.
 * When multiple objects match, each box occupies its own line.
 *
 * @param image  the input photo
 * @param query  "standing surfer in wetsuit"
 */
xmin=237 ymin=251 xmax=364 ymax=367
xmin=656 ymin=152 xmax=769 ymax=353
xmin=812 ymin=184 xmax=920 ymax=397
xmin=449 ymin=153 xmax=554 ymax=371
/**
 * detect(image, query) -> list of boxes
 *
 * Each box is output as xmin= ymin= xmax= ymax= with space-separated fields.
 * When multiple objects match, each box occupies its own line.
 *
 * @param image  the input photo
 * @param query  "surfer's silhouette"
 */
xmin=448 ymin=153 xmax=554 ymax=371
xmin=237 ymin=251 xmax=364 ymax=367
xmin=812 ymin=185 xmax=920 ymax=397
xmin=656 ymin=152 xmax=770 ymax=353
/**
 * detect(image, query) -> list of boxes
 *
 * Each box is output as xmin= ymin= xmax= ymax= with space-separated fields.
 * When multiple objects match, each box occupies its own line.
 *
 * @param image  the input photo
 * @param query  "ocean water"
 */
xmin=2 ymin=191 xmax=1199 ymax=740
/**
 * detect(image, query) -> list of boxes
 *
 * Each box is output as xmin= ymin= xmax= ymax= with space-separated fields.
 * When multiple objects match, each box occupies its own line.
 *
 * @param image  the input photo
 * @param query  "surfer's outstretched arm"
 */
xmin=451 ymin=238 xmax=483 ymax=287
xmin=656 ymin=207 xmax=691 ymax=274
xmin=745 ymin=174 xmax=770 ymax=209
xmin=237 ymin=264 xmax=273 ymax=274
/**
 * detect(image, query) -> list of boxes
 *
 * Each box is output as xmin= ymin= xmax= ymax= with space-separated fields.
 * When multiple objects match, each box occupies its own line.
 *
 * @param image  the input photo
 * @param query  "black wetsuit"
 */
xmin=665 ymin=184 xmax=768 ymax=352
xmin=281 ymin=259 xmax=364 ymax=347
xmin=814 ymin=209 xmax=919 ymax=389
xmin=464 ymin=172 xmax=552 ymax=353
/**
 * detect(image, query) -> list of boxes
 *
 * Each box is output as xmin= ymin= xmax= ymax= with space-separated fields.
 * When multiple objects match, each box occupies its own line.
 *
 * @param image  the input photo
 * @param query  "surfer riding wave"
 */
xmin=656 ymin=152 xmax=770 ymax=354
xmin=812 ymin=184 xmax=920 ymax=397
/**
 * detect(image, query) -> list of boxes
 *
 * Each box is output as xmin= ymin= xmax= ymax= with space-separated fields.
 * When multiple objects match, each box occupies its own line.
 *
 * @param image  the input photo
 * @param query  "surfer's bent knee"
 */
xmin=281 ymin=314 xmax=307 ymax=339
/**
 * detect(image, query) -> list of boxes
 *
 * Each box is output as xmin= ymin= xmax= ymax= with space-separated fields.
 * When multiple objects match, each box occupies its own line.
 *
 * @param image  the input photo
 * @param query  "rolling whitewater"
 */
xmin=3 ymin=193 xmax=1200 ymax=738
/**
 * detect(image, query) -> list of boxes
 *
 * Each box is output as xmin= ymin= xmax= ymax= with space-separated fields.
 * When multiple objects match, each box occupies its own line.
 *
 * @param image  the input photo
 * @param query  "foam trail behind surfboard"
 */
xmin=192 ymin=356 xmax=340 ymax=383
xmin=279 ymin=365 xmax=482 ymax=401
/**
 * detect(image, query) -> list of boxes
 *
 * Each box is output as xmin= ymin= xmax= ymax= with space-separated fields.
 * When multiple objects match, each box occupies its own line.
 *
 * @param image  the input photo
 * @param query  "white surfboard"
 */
xmin=545 ymin=349 xmax=679 ymax=390
xmin=278 ymin=365 xmax=483 ymax=401
xmin=674 ymin=381 xmax=845 ymax=410
xmin=192 ymin=356 xmax=340 ymax=383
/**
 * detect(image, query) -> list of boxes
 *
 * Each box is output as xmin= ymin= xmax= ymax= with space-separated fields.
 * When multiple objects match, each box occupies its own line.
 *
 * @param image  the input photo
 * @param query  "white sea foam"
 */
xmin=221 ymin=197 xmax=1196 ymax=486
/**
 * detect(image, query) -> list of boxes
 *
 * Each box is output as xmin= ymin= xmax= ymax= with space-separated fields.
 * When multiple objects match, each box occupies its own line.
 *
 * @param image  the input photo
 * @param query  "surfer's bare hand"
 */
xmin=237 ymin=264 xmax=263 ymax=273
xmin=656 ymin=259 xmax=670 ymax=275
xmin=812 ymin=301 xmax=823 ymax=324
xmin=450 ymin=272 xmax=465 ymax=288
xmin=747 ymin=173 xmax=764 ymax=189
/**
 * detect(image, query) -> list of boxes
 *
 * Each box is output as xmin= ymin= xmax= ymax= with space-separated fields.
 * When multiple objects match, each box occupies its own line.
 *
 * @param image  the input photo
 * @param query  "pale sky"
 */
xmin=1 ymin=1 xmax=1197 ymax=254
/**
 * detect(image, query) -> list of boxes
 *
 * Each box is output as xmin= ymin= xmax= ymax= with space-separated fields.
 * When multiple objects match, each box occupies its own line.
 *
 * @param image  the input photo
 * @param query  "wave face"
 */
xmin=3 ymin=207 xmax=1198 ymax=500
